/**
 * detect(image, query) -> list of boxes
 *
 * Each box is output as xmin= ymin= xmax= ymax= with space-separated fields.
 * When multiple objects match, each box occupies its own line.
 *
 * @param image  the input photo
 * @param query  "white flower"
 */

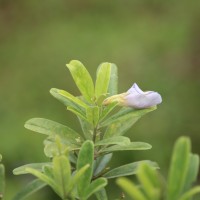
xmin=124 ymin=83 xmax=162 ymax=108
xmin=103 ymin=83 xmax=162 ymax=109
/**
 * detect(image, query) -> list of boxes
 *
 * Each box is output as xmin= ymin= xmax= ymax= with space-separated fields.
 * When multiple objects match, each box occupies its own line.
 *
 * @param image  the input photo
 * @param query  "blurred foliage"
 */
xmin=117 ymin=137 xmax=200 ymax=200
xmin=0 ymin=0 xmax=200 ymax=199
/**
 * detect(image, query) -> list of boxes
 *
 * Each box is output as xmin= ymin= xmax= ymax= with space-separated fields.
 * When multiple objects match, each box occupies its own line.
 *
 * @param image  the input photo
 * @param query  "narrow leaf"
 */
xmin=12 ymin=179 xmax=47 ymax=200
xmin=100 ymin=142 xmax=152 ymax=154
xmin=167 ymin=137 xmax=191 ymax=200
xmin=95 ymin=136 xmax=130 ymax=146
xmin=78 ymin=116 xmax=93 ymax=140
xmin=58 ymin=89 xmax=88 ymax=108
xmin=43 ymin=165 xmax=54 ymax=179
xmin=179 ymin=186 xmax=200 ymax=200
xmin=67 ymin=106 xmax=87 ymax=121
xmin=53 ymin=155 xmax=71 ymax=198
xmin=25 ymin=168 xmax=58 ymax=194
xmin=104 ymin=115 xmax=141 ymax=138
xmin=86 ymin=106 xmax=94 ymax=125
xmin=86 ymin=106 xmax=100 ymax=126
xmin=93 ymin=154 xmax=112 ymax=177
xmin=24 ymin=118 xmax=82 ymax=143
xmin=108 ymin=63 xmax=118 ymax=96
xmin=77 ymin=141 xmax=94 ymax=197
xmin=101 ymin=106 xmax=156 ymax=127
xmin=84 ymin=178 xmax=107 ymax=199
xmin=50 ymin=88 xmax=87 ymax=113
xmin=69 ymin=164 xmax=90 ymax=193
xmin=66 ymin=60 xmax=94 ymax=102
xmin=182 ymin=154 xmax=199 ymax=192
xmin=95 ymin=188 xmax=108 ymax=200
xmin=100 ymin=102 xmax=118 ymax=122
xmin=137 ymin=163 xmax=161 ymax=200
xmin=93 ymin=106 xmax=100 ymax=126
xmin=95 ymin=62 xmax=111 ymax=100
xmin=103 ymin=160 xmax=158 ymax=179
xmin=117 ymin=177 xmax=147 ymax=200
xmin=101 ymin=107 xmax=134 ymax=127
xmin=13 ymin=163 xmax=51 ymax=175
xmin=102 ymin=107 xmax=156 ymax=138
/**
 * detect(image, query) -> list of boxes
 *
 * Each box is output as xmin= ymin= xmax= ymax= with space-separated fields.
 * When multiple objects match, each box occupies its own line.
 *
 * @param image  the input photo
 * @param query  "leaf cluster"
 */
xmin=12 ymin=60 xmax=157 ymax=200
xmin=117 ymin=137 xmax=200 ymax=200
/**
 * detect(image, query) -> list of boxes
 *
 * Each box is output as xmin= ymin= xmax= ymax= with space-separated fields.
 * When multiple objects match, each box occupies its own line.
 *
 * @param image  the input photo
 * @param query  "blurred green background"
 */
xmin=0 ymin=0 xmax=200 ymax=199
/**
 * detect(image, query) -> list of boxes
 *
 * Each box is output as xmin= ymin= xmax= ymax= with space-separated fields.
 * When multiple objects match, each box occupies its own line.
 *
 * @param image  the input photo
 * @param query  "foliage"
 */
xmin=117 ymin=137 xmax=200 ymax=200
xmin=12 ymin=60 xmax=158 ymax=199
xmin=0 ymin=60 xmax=199 ymax=200
xmin=0 ymin=154 xmax=5 ymax=200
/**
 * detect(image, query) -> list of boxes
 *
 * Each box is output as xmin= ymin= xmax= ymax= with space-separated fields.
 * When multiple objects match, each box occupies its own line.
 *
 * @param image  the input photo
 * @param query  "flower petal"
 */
xmin=125 ymin=84 xmax=162 ymax=109
xmin=127 ymin=83 xmax=144 ymax=94
xmin=103 ymin=83 xmax=162 ymax=109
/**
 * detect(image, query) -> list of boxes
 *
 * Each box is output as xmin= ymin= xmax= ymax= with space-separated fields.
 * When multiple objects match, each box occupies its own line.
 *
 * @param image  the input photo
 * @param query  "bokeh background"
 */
xmin=0 ymin=0 xmax=200 ymax=199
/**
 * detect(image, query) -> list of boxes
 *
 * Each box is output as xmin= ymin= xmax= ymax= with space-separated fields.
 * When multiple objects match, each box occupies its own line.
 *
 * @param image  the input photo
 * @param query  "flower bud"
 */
xmin=103 ymin=83 xmax=162 ymax=109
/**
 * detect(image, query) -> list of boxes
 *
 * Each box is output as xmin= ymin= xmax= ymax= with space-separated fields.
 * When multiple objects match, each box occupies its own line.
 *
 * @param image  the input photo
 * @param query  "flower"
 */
xmin=103 ymin=83 xmax=162 ymax=109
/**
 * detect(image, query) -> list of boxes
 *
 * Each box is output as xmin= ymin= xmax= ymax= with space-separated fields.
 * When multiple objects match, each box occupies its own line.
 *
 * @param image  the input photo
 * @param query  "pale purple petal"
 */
xmin=127 ymin=83 xmax=144 ymax=94
xmin=125 ymin=83 xmax=162 ymax=108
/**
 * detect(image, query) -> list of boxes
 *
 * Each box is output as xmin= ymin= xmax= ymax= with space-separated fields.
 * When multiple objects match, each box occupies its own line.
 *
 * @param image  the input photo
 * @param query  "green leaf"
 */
xmin=182 ymin=154 xmax=199 ymax=192
xmin=0 ymin=164 xmax=5 ymax=199
xmin=95 ymin=62 xmax=111 ymax=100
xmin=92 ymin=106 xmax=100 ymax=127
xmin=102 ymin=107 xmax=156 ymax=138
xmin=12 ymin=179 xmax=47 ymax=200
xmin=137 ymin=163 xmax=161 ymax=200
xmin=167 ymin=137 xmax=191 ymax=200
xmin=66 ymin=60 xmax=95 ymax=102
xmin=67 ymin=106 xmax=87 ymax=121
xmin=86 ymin=106 xmax=94 ymax=125
xmin=95 ymin=188 xmax=108 ymax=200
xmin=99 ymin=142 xmax=152 ymax=154
xmin=179 ymin=186 xmax=200 ymax=200
xmin=103 ymin=160 xmax=158 ymax=179
xmin=25 ymin=168 xmax=58 ymax=195
xmin=93 ymin=154 xmax=112 ymax=177
xmin=58 ymin=89 xmax=88 ymax=108
xmin=108 ymin=63 xmax=118 ymax=96
xmin=86 ymin=106 xmax=100 ymax=126
xmin=84 ymin=178 xmax=107 ymax=199
xmin=13 ymin=163 xmax=51 ymax=175
xmin=53 ymin=155 xmax=71 ymax=198
xmin=77 ymin=141 xmax=94 ymax=197
xmin=95 ymin=136 xmax=130 ymax=146
xmin=43 ymin=139 xmax=80 ymax=158
xmin=0 ymin=155 xmax=2 ymax=162
xmin=101 ymin=106 xmax=156 ymax=127
xmin=68 ymin=164 xmax=90 ymax=193
xmin=44 ymin=141 xmax=62 ymax=158
xmin=24 ymin=118 xmax=82 ymax=143
xmin=117 ymin=177 xmax=147 ymax=200
xmin=50 ymin=88 xmax=87 ymax=121
xmin=100 ymin=102 xmax=118 ymax=122
xmin=104 ymin=114 xmax=141 ymax=138
xmin=78 ymin=116 xmax=93 ymax=140
xmin=43 ymin=165 xmax=54 ymax=179
xmin=50 ymin=88 xmax=87 ymax=114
